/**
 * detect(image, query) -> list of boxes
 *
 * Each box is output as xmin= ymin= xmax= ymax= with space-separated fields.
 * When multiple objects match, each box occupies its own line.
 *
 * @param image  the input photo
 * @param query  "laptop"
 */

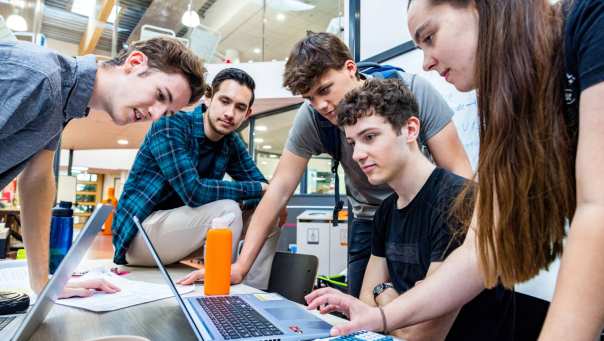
xmin=0 ymin=205 xmax=112 ymax=341
xmin=133 ymin=216 xmax=333 ymax=341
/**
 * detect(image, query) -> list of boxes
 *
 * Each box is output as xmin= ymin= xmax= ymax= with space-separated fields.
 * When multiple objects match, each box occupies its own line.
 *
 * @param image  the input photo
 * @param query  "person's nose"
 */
xmin=352 ymin=144 xmax=367 ymax=164
xmin=149 ymin=102 xmax=169 ymax=121
xmin=422 ymin=50 xmax=437 ymax=72
xmin=224 ymin=104 xmax=236 ymax=119
xmin=314 ymin=98 xmax=329 ymax=114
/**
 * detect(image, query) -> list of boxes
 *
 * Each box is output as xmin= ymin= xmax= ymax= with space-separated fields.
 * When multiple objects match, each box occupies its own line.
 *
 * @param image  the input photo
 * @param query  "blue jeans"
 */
xmin=347 ymin=215 xmax=373 ymax=298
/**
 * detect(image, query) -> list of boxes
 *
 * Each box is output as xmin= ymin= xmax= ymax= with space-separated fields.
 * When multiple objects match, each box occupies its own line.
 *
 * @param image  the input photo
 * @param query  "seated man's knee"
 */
xmin=215 ymin=199 xmax=242 ymax=216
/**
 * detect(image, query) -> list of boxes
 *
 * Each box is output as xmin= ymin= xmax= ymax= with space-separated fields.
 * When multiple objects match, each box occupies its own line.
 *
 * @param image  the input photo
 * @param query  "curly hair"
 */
xmin=104 ymin=37 xmax=206 ymax=105
xmin=337 ymin=78 xmax=419 ymax=133
xmin=283 ymin=31 xmax=356 ymax=95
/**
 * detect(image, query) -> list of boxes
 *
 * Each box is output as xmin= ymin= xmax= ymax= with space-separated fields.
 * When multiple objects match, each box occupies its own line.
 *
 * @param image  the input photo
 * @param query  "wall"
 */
xmin=59 ymin=149 xmax=138 ymax=171
xmin=360 ymin=0 xmax=409 ymax=60
xmin=46 ymin=37 xmax=79 ymax=56
xmin=206 ymin=61 xmax=292 ymax=98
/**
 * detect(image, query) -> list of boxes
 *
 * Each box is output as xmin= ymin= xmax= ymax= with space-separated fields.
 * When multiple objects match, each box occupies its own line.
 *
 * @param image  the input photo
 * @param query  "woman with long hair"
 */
xmin=306 ymin=0 xmax=604 ymax=339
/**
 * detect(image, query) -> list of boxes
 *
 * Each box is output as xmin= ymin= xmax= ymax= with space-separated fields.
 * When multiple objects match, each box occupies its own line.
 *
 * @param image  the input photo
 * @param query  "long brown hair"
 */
xmin=413 ymin=0 xmax=576 ymax=288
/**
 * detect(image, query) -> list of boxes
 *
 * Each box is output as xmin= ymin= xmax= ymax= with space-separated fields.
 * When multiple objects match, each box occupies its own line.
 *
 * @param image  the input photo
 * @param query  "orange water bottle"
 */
xmin=204 ymin=226 xmax=232 ymax=295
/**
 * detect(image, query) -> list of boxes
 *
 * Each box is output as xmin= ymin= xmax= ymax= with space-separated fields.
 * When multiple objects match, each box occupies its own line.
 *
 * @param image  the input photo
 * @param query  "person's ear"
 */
xmin=343 ymin=59 xmax=358 ymax=77
xmin=244 ymin=107 xmax=253 ymax=119
xmin=404 ymin=116 xmax=421 ymax=142
xmin=123 ymin=51 xmax=148 ymax=74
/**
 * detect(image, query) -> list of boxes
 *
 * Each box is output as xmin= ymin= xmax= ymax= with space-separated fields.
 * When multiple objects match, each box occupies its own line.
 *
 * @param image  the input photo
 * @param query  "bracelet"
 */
xmin=378 ymin=306 xmax=388 ymax=334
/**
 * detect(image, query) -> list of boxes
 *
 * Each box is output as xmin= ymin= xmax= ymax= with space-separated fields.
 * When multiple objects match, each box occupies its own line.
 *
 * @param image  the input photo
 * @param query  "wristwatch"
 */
xmin=372 ymin=282 xmax=395 ymax=299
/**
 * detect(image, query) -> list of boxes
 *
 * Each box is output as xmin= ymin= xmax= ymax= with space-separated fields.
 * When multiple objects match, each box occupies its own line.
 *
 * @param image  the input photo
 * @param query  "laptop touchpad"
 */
xmin=265 ymin=307 xmax=309 ymax=320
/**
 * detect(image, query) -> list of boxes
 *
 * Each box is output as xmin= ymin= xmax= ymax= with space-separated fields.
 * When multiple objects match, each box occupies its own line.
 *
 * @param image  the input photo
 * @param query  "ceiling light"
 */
xmin=261 ymin=161 xmax=267 ymax=165
xmin=269 ymin=154 xmax=277 ymax=158
xmin=117 ymin=139 xmax=129 ymax=145
xmin=181 ymin=0 xmax=200 ymax=27
xmin=253 ymin=47 xmax=261 ymax=54
xmin=255 ymin=125 xmax=267 ymax=132
xmin=262 ymin=145 xmax=272 ymax=150
xmin=276 ymin=13 xmax=286 ymax=21
xmin=254 ymin=138 xmax=264 ymax=143
xmin=6 ymin=14 xmax=27 ymax=32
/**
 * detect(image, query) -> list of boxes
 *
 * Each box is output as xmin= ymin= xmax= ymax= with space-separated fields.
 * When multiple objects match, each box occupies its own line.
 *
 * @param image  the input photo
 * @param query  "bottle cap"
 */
xmin=211 ymin=213 xmax=235 ymax=229
xmin=52 ymin=201 xmax=73 ymax=217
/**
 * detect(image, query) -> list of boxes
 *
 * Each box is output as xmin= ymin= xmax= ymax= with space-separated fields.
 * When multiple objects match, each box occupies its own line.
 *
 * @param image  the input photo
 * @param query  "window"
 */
xmin=239 ymin=107 xmax=346 ymax=196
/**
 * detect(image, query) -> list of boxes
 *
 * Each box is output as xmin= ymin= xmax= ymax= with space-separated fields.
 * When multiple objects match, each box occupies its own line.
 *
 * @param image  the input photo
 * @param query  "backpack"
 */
xmin=313 ymin=62 xmax=406 ymax=225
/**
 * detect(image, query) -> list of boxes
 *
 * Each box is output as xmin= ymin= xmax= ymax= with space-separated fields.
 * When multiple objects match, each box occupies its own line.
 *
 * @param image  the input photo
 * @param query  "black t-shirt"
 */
xmin=564 ymin=0 xmax=604 ymax=120
xmin=371 ymin=168 xmax=517 ymax=341
xmin=371 ymin=167 xmax=466 ymax=293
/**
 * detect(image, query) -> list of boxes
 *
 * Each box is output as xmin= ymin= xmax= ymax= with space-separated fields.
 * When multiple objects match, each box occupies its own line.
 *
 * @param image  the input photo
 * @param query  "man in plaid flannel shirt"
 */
xmin=112 ymin=68 xmax=281 ymax=289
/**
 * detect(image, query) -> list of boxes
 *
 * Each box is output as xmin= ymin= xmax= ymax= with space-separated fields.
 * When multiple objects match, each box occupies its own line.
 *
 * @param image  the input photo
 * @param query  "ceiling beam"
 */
xmin=79 ymin=0 xmax=116 ymax=55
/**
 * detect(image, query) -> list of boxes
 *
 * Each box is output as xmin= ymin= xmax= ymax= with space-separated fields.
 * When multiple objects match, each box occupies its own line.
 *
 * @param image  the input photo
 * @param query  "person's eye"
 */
xmin=423 ymin=34 xmax=433 ymax=45
xmin=157 ymin=90 xmax=166 ymax=102
xmin=319 ymin=86 xmax=330 ymax=96
xmin=365 ymin=133 xmax=376 ymax=142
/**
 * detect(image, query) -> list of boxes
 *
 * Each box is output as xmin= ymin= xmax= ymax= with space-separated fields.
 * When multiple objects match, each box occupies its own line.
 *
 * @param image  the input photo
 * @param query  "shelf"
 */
xmin=76 ymin=191 xmax=97 ymax=195
xmin=77 ymin=202 xmax=97 ymax=206
xmin=74 ymin=212 xmax=92 ymax=217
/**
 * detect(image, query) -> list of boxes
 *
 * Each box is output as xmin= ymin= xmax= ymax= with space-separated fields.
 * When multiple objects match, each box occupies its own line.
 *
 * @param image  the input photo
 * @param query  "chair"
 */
xmin=267 ymin=252 xmax=318 ymax=305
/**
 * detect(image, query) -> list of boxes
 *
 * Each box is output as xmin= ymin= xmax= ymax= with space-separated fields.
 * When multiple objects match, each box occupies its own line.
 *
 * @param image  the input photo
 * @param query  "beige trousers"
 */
xmin=125 ymin=199 xmax=281 ymax=290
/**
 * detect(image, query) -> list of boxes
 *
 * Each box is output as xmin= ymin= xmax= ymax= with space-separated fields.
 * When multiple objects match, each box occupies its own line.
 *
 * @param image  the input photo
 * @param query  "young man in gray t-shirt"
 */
xmin=184 ymin=32 xmax=472 ymax=297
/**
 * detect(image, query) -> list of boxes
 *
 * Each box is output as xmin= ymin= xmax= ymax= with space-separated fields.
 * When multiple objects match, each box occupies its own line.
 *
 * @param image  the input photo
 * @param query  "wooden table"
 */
xmin=28 ymin=260 xmax=344 ymax=341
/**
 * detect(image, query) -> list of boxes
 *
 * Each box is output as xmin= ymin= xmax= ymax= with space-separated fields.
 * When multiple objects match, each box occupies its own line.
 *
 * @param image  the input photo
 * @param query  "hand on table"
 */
xmin=59 ymin=277 xmax=121 ymax=299
xmin=305 ymin=287 xmax=383 ymax=336
xmin=176 ymin=262 xmax=246 ymax=285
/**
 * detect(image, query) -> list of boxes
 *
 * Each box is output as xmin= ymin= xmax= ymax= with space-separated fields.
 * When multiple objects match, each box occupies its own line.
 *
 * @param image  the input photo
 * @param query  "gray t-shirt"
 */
xmin=0 ymin=42 xmax=97 ymax=188
xmin=286 ymin=71 xmax=453 ymax=219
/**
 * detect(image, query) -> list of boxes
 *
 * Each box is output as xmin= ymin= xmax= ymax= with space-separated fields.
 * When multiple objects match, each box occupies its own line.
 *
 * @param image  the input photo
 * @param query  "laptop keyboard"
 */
xmin=0 ymin=316 xmax=16 ymax=331
xmin=197 ymin=296 xmax=284 ymax=339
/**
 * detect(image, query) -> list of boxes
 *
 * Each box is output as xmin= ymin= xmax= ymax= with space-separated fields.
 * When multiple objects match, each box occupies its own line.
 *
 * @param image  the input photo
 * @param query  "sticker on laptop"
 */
xmin=254 ymin=293 xmax=284 ymax=301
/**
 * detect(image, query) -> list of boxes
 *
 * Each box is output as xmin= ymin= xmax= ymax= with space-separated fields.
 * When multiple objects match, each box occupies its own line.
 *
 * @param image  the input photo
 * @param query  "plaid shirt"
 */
xmin=112 ymin=107 xmax=266 ymax=264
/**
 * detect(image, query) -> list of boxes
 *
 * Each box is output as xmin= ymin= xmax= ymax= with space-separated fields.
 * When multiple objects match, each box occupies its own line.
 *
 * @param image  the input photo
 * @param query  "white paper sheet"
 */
xmin=0 ymin=261 xmax=37 ymax=304
xmin=56 ymin=272 xmax=194 ymax=312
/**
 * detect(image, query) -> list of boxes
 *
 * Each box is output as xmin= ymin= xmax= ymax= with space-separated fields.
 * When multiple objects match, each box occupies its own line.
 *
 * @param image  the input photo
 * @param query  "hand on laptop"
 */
xmin=58 ymin=277 xmax=121 ymax=299
xmin=305 ymin=287 xmax=383 ymax=336
xmin=176 ymin=262 xmax=246 ymax=285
